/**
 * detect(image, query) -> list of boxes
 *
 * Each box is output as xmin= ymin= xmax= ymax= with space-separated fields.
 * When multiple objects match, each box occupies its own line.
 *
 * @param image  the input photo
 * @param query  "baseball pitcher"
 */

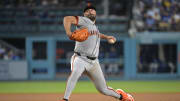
xmin=61 ymin=5 xmax=134 ymax=101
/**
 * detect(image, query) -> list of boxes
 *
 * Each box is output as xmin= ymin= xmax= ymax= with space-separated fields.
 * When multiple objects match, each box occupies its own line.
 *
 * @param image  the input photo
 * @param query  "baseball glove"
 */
xmin=70 ymin=28 xmax=89 ymax=42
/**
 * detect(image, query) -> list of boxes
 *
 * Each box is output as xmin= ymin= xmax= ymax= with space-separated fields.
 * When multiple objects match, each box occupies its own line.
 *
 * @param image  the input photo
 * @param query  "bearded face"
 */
xmin=84 ymin=9 xmax=96 ymax=21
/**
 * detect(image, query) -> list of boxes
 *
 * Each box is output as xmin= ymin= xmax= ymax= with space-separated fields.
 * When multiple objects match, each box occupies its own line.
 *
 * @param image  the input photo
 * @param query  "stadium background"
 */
xmin=0 ymin=0 xmax=180 ymax=101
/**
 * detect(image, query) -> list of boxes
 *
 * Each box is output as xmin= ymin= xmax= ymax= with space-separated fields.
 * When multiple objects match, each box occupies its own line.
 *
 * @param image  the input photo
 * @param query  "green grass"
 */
xmin=0 ymin=80 xmax=180 ymax=94
xmin=107 ymin=81 xmax=180 ymax=93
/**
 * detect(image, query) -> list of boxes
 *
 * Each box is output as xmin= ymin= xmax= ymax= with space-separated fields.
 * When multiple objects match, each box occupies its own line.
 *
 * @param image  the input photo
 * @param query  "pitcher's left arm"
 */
xmin=100 ymin=33 xmax=116 ymax=44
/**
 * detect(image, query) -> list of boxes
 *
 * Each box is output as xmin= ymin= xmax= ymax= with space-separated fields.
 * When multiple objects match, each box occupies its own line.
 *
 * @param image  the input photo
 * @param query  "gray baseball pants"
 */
xmin=63 ymin=54 xmax=120 ymax=100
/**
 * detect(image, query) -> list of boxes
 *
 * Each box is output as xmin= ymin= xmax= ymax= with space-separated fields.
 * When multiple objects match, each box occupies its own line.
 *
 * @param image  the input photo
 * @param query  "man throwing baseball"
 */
xmin=61 ymin=5 xmax=134 ymax=101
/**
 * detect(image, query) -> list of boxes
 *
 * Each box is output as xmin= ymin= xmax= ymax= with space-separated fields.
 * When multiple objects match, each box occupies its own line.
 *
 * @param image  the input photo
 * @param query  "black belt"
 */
xmin=74 ymin=52 xmax=96 ymax=60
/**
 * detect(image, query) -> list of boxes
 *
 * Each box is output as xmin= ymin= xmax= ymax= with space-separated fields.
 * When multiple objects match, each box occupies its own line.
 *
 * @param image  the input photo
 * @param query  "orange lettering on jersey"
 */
xmin=89 ymin=30 xmax=98 ymax=36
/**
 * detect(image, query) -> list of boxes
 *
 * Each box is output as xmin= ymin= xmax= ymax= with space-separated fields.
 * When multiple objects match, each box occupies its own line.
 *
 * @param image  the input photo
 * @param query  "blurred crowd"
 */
xmin=133 ymin=0 xmax=180 ymax=32
xmin=0 ymin=44 xmax=24 ymax=60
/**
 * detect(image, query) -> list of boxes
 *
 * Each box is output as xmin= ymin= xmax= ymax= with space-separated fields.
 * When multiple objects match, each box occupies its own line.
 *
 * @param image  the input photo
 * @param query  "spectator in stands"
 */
xmin=6 ymin=50 xmax=19 ymax=60
xmin=159 ymin=11 xmax=171 ymax=31
xmin=144 ymin=5 xmax=161 ymax=31
xmin=171 ymin=11 xmax=180 ymax=31
xmin=133 ymin=0 xmax=145 ymax=31
xmin=168 ymin=61 xmax=175 ymax=74
xmin=145 ymin=14 xmax=156 ymax=31
xmin=3 ymin=48 xmax=9 ymax=60
xmin=149 ymin=57 xmax=159 ymax=73
xmin=154 ymin=12 xmax=161 ymax=23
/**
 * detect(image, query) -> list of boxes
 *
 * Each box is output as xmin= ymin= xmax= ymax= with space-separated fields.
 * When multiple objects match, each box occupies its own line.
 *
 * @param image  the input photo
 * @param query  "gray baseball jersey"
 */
xmin=74 ymin=16 xmax=100 ymax=57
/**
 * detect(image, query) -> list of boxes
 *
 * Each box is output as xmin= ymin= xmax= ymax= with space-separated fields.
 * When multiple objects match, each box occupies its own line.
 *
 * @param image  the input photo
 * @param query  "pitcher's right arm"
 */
xmin=63 ymin=16 xmax=78 ymax=37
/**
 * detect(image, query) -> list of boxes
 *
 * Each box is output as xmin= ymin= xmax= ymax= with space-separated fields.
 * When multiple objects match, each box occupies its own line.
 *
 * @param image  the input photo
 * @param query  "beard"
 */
xmin=86 ymin=14 xmax=96 ymax=21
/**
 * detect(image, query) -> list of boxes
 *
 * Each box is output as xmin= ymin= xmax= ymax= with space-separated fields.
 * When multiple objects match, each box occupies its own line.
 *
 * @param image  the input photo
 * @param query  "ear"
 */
xmin=84 ymin=12 xmax=87 ymax=16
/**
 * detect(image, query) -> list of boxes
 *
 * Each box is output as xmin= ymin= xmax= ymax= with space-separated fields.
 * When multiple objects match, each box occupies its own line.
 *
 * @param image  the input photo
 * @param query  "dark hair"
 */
xmin=83 ymin=6 xmax=96 ymax=13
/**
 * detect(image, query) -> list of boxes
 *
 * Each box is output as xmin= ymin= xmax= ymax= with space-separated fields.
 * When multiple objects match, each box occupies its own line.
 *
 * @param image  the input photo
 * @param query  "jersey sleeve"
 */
xmin=74 ymin=16 xmax=86 ymax=26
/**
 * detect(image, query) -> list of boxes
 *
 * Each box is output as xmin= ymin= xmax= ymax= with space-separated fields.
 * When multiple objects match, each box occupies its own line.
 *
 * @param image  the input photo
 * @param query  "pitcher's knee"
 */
xmin=69 ymin=71 xmax=81 ymax=82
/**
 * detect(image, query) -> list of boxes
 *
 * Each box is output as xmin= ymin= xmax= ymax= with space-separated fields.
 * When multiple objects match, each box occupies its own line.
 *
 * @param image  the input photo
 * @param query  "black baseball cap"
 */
xmin=83 ymin=6 xmax=96 ymax=13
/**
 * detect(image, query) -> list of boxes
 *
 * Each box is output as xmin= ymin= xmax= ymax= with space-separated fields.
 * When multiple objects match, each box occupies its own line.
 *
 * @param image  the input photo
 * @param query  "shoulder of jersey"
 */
xmin=81 ymin=16 xmax=89 ymax=20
